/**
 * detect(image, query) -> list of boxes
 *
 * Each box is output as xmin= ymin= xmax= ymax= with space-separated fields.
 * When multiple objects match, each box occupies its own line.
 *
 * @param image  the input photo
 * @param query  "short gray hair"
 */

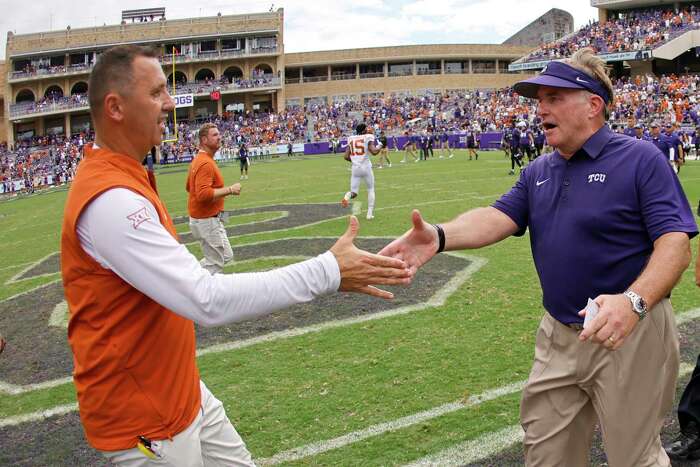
xmin=563 ymin=48 xmax=614 ymax=120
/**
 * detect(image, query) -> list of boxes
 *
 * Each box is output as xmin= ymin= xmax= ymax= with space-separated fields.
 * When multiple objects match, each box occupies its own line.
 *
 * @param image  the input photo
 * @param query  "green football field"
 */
xmin=1 ymin=149 xmax=699 ymax=465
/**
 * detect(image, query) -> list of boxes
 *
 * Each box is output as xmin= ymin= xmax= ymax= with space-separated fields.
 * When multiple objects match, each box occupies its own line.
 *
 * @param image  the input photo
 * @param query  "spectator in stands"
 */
xmin=522 ymin=5 xmax=700 ymax=63
xmin=8 ymin=65 xmax=700 ymax=193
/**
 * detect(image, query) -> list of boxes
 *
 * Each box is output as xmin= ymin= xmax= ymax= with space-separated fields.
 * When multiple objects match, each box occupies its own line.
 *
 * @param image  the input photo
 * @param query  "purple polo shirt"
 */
xmin=493 ymin=125 xmax=697 ymax=325
xmin=663 ymin=132 xmax=682 ymax=160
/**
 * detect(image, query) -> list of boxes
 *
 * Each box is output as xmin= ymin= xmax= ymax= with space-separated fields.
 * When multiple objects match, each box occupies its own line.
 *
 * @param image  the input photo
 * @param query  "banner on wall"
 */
xmin=173 ymin=94 xmax=194 ymax=108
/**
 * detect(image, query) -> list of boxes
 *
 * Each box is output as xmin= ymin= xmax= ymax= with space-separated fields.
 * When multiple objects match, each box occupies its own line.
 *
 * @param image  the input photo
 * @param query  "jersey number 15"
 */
xmin=352 ymin=140 xmax=366 ymax=156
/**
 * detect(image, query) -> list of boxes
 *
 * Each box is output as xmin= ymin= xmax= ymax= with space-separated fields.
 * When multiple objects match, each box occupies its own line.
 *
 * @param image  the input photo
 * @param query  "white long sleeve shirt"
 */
xmin=76 ymin=188 xmax=341 ymax=327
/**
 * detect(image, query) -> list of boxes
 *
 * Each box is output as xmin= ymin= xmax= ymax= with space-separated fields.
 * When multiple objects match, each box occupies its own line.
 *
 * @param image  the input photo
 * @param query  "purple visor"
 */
xmin=513 ymin=61 xmax=611 ymax=103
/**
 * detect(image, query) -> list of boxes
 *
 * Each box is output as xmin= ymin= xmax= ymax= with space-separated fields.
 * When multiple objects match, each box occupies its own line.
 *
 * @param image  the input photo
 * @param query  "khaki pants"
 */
xmin=189 ymin=216 xmax=234 ymax=274
xmin=101 ymin=381 xmax=254 ymax=466
xmin=521 ymin=299 xmax=679 ymax=467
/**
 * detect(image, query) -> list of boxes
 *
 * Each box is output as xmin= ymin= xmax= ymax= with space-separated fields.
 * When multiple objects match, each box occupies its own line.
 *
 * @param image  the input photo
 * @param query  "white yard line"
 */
xmin=0 ymin=377 xmax=73 ymax=396
xmin=1 ymin=279 xmax=698 ymax=467
xmin=0 ymin=402 xmax=77 ymax=428
xmin=403 ymin=425 xmax=525 ymax=467
xmin=676 ymin=307 xmax=700 ymax=325
xmin=255 ymin=381 xmax=526 ymax=466
xmin=0 ymin=261 xmax=34 ymax=272
xmin=6 ymin=252 xmax=59 ymax=284
xmin=402 ymin=362 xmax=697 ymax=467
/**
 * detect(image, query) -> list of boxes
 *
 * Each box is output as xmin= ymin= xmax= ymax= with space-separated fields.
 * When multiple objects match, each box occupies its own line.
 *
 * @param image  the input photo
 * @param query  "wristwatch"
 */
xmin=623 ymin=290 xmax=648 ymax=320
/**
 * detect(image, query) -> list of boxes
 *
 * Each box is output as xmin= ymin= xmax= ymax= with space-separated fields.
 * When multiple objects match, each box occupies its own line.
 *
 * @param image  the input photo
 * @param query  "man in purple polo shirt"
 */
xmin=664 ymin=123 xmax=684 ymax=174
xmin=623 ymin=116 xmax=637 ymax=138
xmin=649 ymin=121 xmax=670 ymax=156
xmin=380 ymin=48 xmax=697 ymax=466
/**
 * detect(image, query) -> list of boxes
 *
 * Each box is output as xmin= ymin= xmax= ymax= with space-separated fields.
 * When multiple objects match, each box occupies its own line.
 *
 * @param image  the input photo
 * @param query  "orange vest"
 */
xmin=61 ymin=145 xmax=200 ymax=451
xmin=186 ymin=150 xmax=224 ymax=218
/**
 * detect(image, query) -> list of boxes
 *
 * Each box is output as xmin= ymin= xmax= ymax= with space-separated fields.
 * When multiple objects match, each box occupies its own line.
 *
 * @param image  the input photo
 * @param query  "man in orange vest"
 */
xmin=61 ymin=45 xmax=411 ymax=466
xmin=186 ymin=122 xmax=240 ymax=274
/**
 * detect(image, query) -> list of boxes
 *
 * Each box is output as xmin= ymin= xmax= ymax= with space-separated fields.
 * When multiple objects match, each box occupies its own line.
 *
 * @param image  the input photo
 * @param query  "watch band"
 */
xmin=623 ymin=290 xmax=647 ymax=320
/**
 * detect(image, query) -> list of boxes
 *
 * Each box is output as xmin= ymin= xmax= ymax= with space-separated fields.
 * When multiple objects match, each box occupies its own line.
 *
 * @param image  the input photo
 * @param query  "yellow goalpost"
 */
xmin=161 ymin=47 xmax=179 ymax=144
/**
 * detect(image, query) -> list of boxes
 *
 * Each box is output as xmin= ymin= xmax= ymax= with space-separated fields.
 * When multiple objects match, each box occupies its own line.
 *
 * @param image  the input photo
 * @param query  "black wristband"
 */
xmin=433 ymin=224 xmax=446 ymax=254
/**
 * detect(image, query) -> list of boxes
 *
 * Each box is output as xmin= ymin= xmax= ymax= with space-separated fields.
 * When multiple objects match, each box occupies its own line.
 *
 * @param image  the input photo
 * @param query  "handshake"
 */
xmin=329 ymin=210 xmax=438 ymax=299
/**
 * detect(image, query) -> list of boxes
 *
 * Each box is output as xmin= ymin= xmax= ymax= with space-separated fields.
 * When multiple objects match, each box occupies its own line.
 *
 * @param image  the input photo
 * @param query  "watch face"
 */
xmin=637 ymin=297 xmax=647 ymax=312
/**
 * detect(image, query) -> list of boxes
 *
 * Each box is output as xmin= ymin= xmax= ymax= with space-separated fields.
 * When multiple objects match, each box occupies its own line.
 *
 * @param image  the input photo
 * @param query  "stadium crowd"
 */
xmin=5 ymin=69 xmax=700 ymax=194
xmin=11 ymin=93 xmax=90 ymax=118
xmin=165 ymin=73 xmax=279 ymax=96
xmin=9 ymin=75 xmax=277 ymax=118
xmin=523 ymin=5 xmax=700 ymax=62
xmin=0 ymin=133 xmax=87 ymax=194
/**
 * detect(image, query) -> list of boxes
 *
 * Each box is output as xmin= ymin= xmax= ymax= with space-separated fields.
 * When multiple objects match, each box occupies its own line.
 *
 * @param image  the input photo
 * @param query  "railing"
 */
xmin=169 ymin=77 xmax=281 ymax=95
xmin=285 ymin=77 xmax=302 ymax=84
xmin=387 ymin=70 xmax=413 ymax=77
xmin=9 ymin=63 xmax=92 ymax=81
xmin=10 ymin=77 xmax=282 ymax=118
xmin=219 ymin=49 xmax=248 ymax=59
xmin=520 ymin=20 xmax=700 ymax=64
xmin=301 ymin=75 xmax=328 ymax=83
xmin=331 ymin=73 xmax=356 ymax=81
xmin=416 ymin=68 xmax=441 ymax=75
xmin=250 ymin=46 xmax=278 ymax=55
xmin=10 ymin=96 xmax=89 ymax=118
xmin=359 ymin=71 xmax=384 ymax=79
xmin=9 ymin=46 xmax=278 ymax=81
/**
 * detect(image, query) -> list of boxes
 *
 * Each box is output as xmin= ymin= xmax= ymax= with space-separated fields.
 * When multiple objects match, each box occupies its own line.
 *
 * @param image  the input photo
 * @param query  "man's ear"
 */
xmin=589 ymin=94 xmax=606 ymax=120
xmin=103 ymin=92 xmax=125 ymax=123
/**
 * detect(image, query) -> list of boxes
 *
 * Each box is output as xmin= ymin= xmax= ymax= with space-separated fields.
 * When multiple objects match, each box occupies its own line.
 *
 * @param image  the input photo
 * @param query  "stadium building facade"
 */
xmin=1 ymin=8 xmax=532 ymax=147
xmin=502 ymin=8 xmax=574 ymax=47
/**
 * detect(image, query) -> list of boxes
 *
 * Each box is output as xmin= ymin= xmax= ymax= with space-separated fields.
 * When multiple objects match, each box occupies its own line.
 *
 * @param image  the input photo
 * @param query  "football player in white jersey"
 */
xmin=341 ymin=123 xmax=382 ymax=219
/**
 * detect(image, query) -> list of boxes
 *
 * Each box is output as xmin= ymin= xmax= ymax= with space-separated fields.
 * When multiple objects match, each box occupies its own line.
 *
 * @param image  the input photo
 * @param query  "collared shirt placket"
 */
xmin=560 ymin=159 xmax=574 ymax=203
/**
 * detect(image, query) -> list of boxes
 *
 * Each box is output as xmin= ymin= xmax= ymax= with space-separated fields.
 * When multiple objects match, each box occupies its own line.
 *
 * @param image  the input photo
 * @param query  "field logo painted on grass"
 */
xmin=0 ymin=203 xmax=481 ymax=394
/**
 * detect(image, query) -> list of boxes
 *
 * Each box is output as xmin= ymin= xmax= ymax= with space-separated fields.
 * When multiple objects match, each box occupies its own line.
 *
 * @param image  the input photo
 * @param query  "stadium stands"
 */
xmin=522 ymin=5 xmax=700 ymax=62
xmin=5 ymin=69 xmax=700 ymax=195
xmin=0 ymin=133 xmax=86 ymax=194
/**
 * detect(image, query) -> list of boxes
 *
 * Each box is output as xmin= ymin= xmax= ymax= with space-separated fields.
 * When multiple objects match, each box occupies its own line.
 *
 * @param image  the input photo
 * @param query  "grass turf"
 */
xmin=1 ymin=150 xmax=699 ymax=464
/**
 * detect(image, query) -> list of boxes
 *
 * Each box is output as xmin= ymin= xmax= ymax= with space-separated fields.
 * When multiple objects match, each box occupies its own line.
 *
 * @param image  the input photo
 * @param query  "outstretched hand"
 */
xmin=330 ymin=216 xmax=413 ymax=299
xmin=378 ymin=209 xmax=438 ymax=275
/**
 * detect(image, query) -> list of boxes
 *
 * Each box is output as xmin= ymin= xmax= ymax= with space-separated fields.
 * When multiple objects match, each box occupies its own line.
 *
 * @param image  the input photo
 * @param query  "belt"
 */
xmin=561 ymin=293 xmax=671 ymax=332
xmin=191 ymin=213 xmax=222 ymax=220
